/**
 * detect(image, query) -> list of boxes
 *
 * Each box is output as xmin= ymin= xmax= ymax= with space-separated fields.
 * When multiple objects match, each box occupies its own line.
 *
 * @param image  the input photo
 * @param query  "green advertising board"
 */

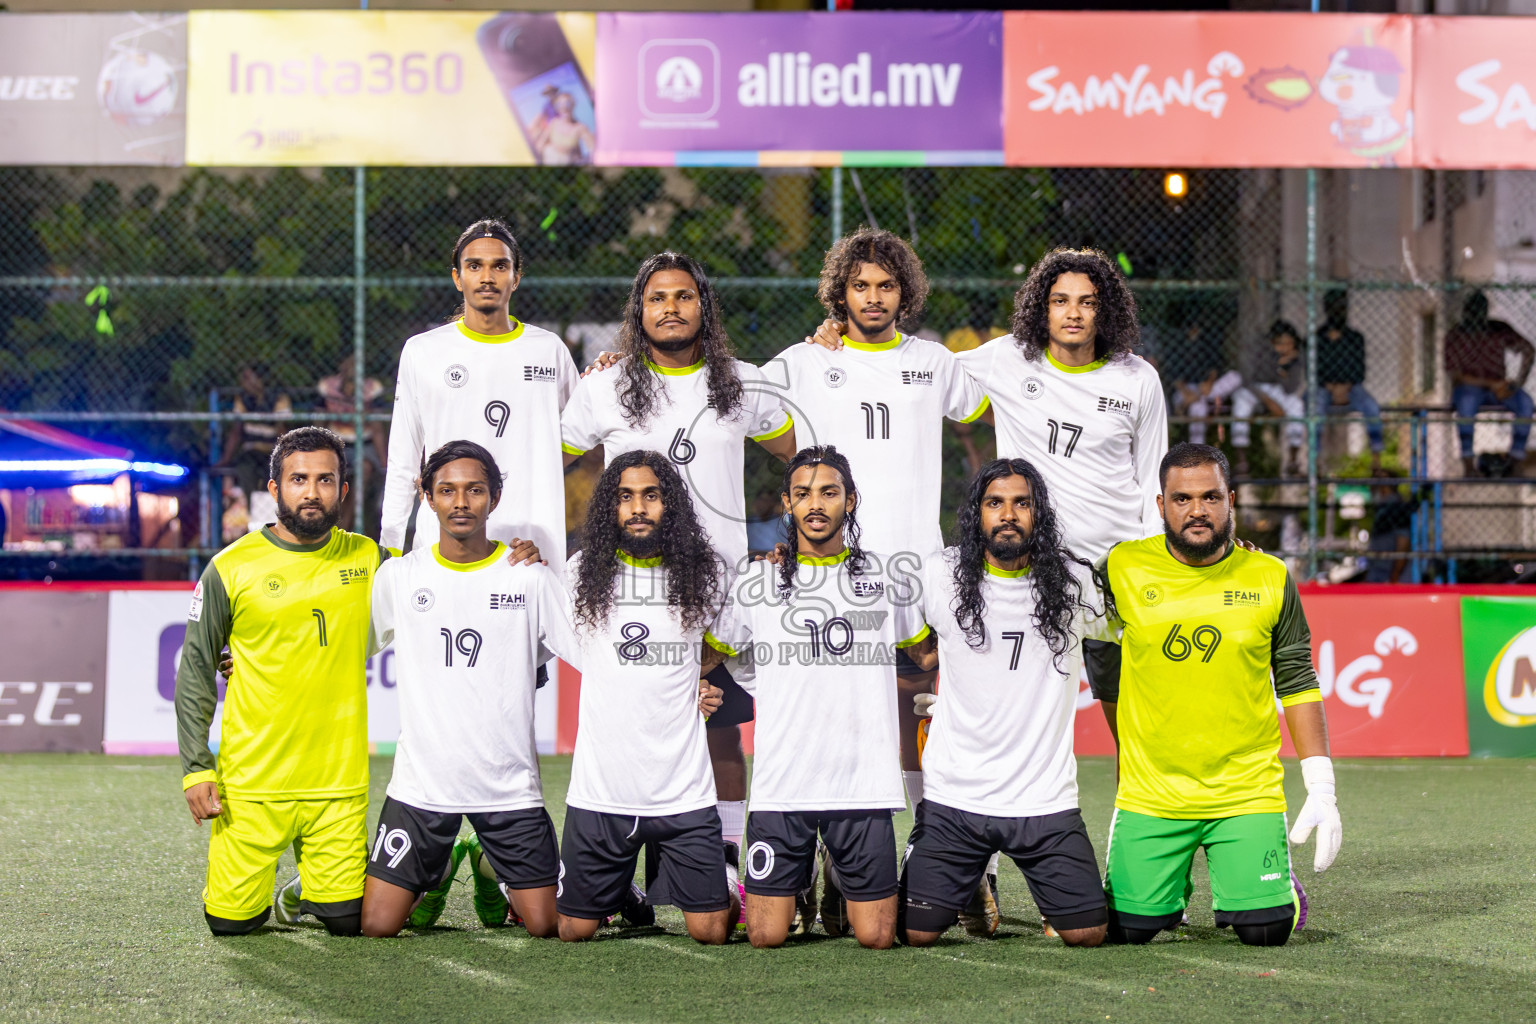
xmin=1461 ymin=597 xmax=1536 ymax=757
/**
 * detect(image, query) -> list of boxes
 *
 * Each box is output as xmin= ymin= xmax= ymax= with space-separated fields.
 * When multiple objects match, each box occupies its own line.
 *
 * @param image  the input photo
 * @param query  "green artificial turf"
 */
xmin=1 ymin=754 xmax=1532 ymax=1024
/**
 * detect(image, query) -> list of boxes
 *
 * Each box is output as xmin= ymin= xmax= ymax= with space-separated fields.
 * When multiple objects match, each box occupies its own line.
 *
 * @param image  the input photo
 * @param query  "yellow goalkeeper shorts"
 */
xmin=203 ymin=794 xmax=368 ymax=920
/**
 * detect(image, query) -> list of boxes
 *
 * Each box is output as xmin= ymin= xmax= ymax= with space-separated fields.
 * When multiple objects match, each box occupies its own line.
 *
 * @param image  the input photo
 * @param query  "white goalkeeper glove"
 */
xmin=1288 ymin=756 xmax=1342 ymax=873
xmin=913 ymin=692 xmax=937 ymax=718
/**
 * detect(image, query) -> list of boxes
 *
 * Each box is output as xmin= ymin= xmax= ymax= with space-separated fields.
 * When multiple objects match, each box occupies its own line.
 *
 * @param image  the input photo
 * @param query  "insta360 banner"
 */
xmin=186 ymin=11 xmax=595 ymax=166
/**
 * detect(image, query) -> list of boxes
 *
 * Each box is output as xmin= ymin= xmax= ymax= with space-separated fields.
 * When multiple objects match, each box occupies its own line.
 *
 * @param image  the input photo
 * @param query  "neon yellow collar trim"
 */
xmin=984 ymin=561 xmax=1030 ymax=578
xmin=456 ymin=319 xmax=525 ymax=344
xmin=799 ymin=547 xmax=851 ymax=566
xmin=1045 ymin=349 xmax=1107 ymax=374
xmin=617 ymin=550 xmax=664 ymax=569
xmin=433 ymin=541 xmax=505 ymax=572
xmin=647 ymin=356 xmax=705 ymax=376
xmin=842 ymin=332 xmax=902 ymax=352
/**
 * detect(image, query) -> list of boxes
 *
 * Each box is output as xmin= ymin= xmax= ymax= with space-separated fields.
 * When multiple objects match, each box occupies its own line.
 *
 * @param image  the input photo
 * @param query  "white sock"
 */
xmin=986 ymin=851 xmax=1000 ymax=877
xmin=718 ymin=800 xmax=746 ymax=848
xmin=903 ymin=770 xmax=925 ymax=810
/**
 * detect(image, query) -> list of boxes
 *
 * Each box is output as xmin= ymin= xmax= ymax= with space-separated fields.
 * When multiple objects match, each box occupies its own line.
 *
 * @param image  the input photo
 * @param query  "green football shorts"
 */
xmin=1104 ymin=808 xmax=1297 ymax=922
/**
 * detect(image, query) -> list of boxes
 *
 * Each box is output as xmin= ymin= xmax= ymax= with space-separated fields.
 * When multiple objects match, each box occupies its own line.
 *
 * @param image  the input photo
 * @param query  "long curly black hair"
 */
xmin=1008 ymin=247 xmax=1139 ymax=363
xmin=574 ymin=449 xmax=722 ymax=634
xmin=778 ymin=445 xmax=869 ymax=596
xmin=817 ymin=227 xmax=929 ymax=334
xmin=950 ymin=458 xmax=1105 ymax=669
xmin=614 ymin=252 xmax=744 ymax=429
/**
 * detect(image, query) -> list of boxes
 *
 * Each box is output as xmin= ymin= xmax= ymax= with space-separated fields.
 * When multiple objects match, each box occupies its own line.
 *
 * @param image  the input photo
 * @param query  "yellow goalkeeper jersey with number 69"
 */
xmin=1104 ymin=536 xmax=1321 ymax=820
xmin=176 ymin=527 xmax=385 ymax=800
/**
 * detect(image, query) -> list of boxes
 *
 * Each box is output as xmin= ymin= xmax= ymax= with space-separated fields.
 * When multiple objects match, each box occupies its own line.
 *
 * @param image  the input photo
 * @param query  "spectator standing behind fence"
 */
xmin=1443 ymin=291 xmax=1535 ymax=479
xmin=1230 ymin=321 xmax=1307 ymax=479
xmin=1169 ymin=316 xmax=1241 ymax=447
xmin=219 ymin=364 xmax=292 ymax=499
xmin=1315 ymin=289 xmax=1383 ymax=471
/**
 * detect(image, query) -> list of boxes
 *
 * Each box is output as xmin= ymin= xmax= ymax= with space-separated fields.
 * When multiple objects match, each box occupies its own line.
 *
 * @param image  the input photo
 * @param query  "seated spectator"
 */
xmin=1230 ymin=321 xmax=1307 ymax=478
xmin=318 ymin=355 xmax=388 ymax=474
xmin=219 ymin=363 xmax=292 ymax=499
xmin=1169 ymin=318 xmax=1241 ymax=446
xmin=1444 ymin=290 xmax=1534 ymax=478
xmin=1315 ymin=288 xmax=1383 ymax=470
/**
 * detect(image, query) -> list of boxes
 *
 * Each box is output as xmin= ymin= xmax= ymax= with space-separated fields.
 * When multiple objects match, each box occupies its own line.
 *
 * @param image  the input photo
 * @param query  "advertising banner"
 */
xmin=186 ymin=11 xmax=596 ymax=166
xmin=1413 ymin=17 xmax=1536 ymax=169
xmin=595 ymin=11 xmax=1003 ymax=166
xmin=0 ymin=590 xmax=108 ymax=752
xmin=0 ymin=13 xmax=186 ymax=166
xmin=1073 ymin=588 xmax=1470 ymax=758
xmin=1460 ymin=596 xmax=1536 ymax=757
xmin=1003 ymin=12 xmax=1415 ymax=168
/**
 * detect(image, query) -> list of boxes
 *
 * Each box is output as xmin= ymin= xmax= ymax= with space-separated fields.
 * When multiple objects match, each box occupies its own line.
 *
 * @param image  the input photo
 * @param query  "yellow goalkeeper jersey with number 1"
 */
xmin=1104 ymin=536 xmax=1321 ymax=820
xmin=175 ymin=527 xmax=384 ymax=800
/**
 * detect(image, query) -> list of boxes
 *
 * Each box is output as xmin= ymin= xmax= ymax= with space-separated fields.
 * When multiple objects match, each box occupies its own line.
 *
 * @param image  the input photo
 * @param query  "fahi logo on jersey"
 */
xmin=824 ymin=366 xmax=848 ymax=389
xmin=523 ymin=365 xmax=558 ymax=383
xmin=1097 ymin=395 xmax=1133 ymax=415
xmin=850 ymin=579 xmax=885 ymax=597
xmin=901 ymin=370 xmax=934 ymax=386
xmin=338 ymin=567 xmax=370 ymax=585
xmin=1223 ymin=589 xmax=1261 ymax=607
xmin=1022 ymin=376 xmax=1044 ymax=400
xmin=412 ymin=587 xmax=436 ymax=612
xmin=489 ymin=593 xmax=527 ymax=611
xmin=444 ymin=364 xmax=468 ymax=388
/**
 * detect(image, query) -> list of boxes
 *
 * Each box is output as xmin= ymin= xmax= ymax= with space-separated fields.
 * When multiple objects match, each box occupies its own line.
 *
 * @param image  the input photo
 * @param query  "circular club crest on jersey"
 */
xmin=823 ymin=366 xmax=848 ymax=389
xmin=412 ymin=587 xmax=436 ymax=612
xmin=1140 ymin=583 xmax=1164 ymax=606
xmin=262 ymin=572 xmax=287 ymax=598
xmin=1022 ymin=376 xmax=1044 ymax=400
xmin=443 ymin=364 xmax=469 ymax=388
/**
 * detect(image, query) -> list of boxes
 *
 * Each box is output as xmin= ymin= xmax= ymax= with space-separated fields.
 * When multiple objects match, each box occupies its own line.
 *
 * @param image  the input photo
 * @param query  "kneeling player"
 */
xmin=1094 ymin=444 xmax=1342 ymax=946
xmin=557 ymin=451 xmax=734 ymax=944
xmin=361 ymin=441 xmax=576 ymax=938
xmin=708 ymin=446 xmax=929 ymax=950
xmin=902 ymin=459 xmax=1110 ymax=947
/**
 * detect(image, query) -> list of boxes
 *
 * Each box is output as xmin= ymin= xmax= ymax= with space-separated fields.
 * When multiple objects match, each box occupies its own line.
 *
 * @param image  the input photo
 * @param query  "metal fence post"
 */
xmin=353 ymin=165 xmax=367 ymax=536
xmin=1305 ymin=167 xmax=1319 ymax=581
xmin=831 ymin=166 xmax=843 ymax=246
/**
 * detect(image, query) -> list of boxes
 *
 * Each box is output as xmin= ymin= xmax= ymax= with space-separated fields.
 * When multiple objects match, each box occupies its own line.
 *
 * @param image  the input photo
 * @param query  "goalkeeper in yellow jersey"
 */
xmin=176 ymin=427 xmax=387 ymax=936
xmin=1090 ymin=443 xmax=1343 ymax=947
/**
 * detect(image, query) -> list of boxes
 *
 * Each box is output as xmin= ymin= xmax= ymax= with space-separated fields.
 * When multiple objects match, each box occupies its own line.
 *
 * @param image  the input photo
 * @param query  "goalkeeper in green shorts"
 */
xmin=1089 ymin=443 xmax=1343 ymax=947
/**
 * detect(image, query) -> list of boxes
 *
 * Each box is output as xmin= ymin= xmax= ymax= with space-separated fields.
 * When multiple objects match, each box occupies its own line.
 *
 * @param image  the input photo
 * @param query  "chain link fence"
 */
xmin=2 ymin=164 xmax=1533 ymax=583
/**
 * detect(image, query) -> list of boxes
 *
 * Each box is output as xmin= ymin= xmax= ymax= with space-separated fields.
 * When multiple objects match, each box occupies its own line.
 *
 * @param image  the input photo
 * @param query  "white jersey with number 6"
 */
xmin=562 ymin=551 xmax=721 ymax=818
xmin=916 ymin=551 xmax=1110 ymax=818
xmin=381 ymin=319 xmax=578 ymax=568
xmin=768 ymin=335 xmax=988 ymax=561
xmin=955 ymin=338 xmax=1166 ymax=561
xmin=707 ymin=550 xmax=929 ymax=813
xmin=560 ymin=356 xmax=791 ymax=571
xmin=371 ymin=543 xmax=579 ymax=813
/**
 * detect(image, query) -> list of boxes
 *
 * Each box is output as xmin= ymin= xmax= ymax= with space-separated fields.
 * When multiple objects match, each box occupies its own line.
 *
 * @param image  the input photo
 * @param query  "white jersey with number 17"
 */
xmin=955 ymin=338 xmax=1166 ymax=561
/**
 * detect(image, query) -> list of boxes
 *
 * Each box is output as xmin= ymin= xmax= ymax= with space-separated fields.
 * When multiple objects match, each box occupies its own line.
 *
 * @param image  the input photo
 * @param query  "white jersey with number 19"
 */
xmin=955 ymin=338 xmax=1166 ymax=561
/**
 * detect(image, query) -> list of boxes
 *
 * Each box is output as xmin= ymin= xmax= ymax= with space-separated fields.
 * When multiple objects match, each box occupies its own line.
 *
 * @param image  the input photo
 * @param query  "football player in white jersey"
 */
xmin=780 ymin=228 xmax=989 ymax=926
xmin=557 ymin=450 xmax=734 ymax=945
xmin=951 ymin=247 xmax=1167 ymax=562
xmin=561 ymin=252 xmax=797 ymax=894
xmin=362 ymin=441 xmax=578 ymax=939
xmin=381 ymin=219 xmax=579 ymax=569
xmin=708 ymin=446 xmax=931 ymax=950
xmin=902 ymin=457 xmax=1110 ymax=948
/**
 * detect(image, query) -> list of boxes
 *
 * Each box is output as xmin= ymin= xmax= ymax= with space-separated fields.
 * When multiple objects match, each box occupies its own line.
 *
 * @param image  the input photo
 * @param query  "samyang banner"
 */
xmin=186 ymin=11 xmax=596 ymax=166
xmin=1413 ymin=16 xmax=1536 ymax=170
xmin=0 ymin=13 xmax=186 ymax=166
xmin=594 ymin=11 xmax=1003 ymax=166
xmin=1004 ymin=11 xmax=1416 ymax=168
